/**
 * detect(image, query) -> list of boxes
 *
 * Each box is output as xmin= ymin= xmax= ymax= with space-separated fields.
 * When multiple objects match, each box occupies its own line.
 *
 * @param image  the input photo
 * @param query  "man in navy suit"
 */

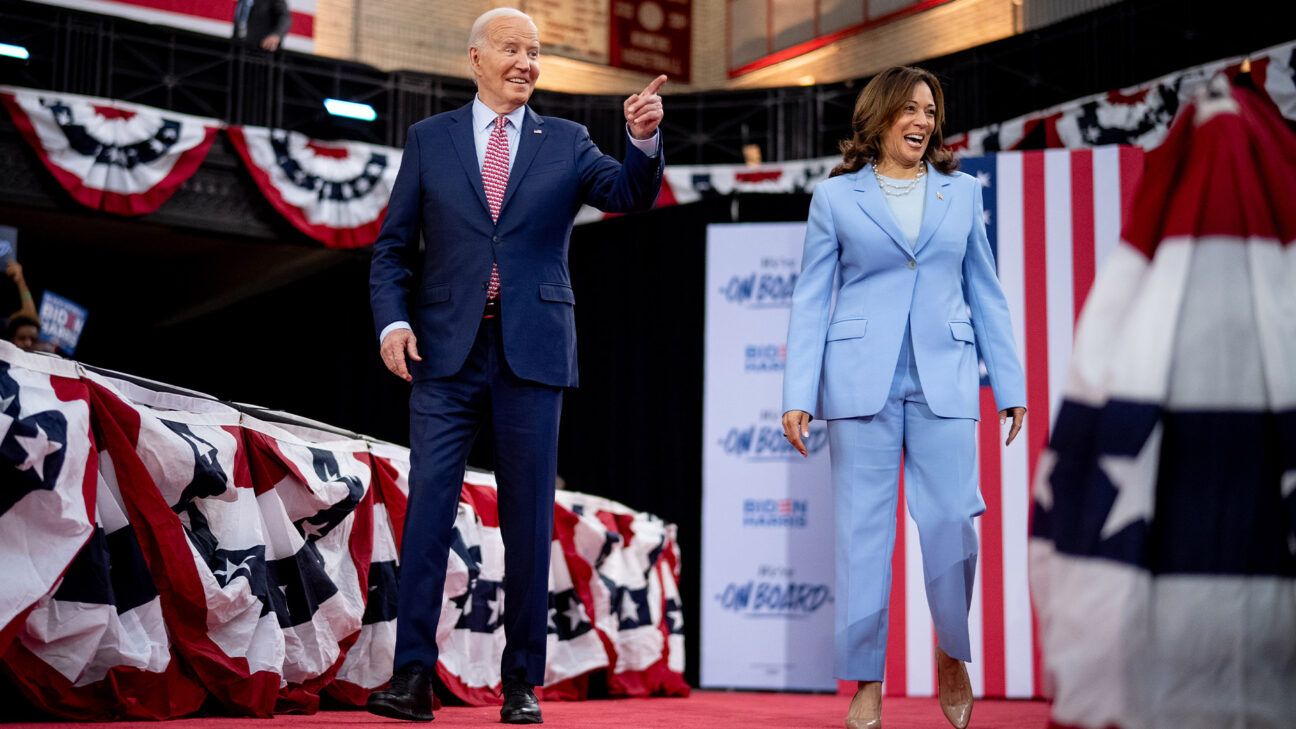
xmin=367 ymin=7 xmax=665 ymax=724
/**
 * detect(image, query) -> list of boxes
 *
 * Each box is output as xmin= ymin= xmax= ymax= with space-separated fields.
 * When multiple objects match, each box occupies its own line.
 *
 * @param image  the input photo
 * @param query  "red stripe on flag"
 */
xmin=1021 ymin=151 xmax=1049 ymax=697
xmin=1070 ymin=149 xmax=1096 ymax=319
xmin=1118 ymin=146 xmax=1142 ymax=223
xmin=977 ymin=387 xmax=1006 ymax=697
xmin=884 ymin=471 xmax=907 ymax=696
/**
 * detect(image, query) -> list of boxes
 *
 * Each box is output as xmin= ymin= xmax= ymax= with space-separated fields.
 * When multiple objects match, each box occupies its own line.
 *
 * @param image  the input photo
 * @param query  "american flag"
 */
xmin=877 ymin=146 xmax=1145 ymax=699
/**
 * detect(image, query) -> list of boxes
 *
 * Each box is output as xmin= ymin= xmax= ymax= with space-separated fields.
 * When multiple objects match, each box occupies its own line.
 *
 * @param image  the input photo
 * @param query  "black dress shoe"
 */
xmin=500 ymin=681 xmax=543 ymax=724
xmin=367 ymin=663 xmax=435 ymax=722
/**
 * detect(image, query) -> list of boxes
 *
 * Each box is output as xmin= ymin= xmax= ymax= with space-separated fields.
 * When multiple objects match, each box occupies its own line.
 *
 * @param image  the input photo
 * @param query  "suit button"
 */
xmin=907 ymin=259 xmax=917 ymax=269
xmin=492 ymin=235 xmax=501 ymax=244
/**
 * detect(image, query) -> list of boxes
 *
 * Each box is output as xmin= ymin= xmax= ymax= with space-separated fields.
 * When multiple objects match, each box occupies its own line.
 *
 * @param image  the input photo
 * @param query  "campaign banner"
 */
xmin=700 ymin=222 xmax=835 ymax=691
xmin=38 ymin=291 xmax=88 ymax=355
xmin=0 ymin=226 xmax=16 ymax=268
xmin=611 ymin=0 xmax=692 ymax=83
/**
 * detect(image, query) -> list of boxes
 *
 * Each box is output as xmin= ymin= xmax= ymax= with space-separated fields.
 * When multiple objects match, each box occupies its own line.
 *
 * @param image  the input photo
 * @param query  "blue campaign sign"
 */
xmin=38 ymin=291 xmax=89 ymax=355
xmin=0 ymin=225 xmax=16 ymax=267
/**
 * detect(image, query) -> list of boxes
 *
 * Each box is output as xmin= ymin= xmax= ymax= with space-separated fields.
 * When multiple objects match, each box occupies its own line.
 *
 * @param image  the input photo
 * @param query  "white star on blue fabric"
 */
xmin=15 ymin=422 xmax=63 ymax=482
xmin=977 ymin=170 xmax=992 ymax=188
xmin=486 ymin=588 xmax=503 ymax=627
xmin=563 ymin=598 xmax=587 ymax=631
xmin=213 ymin=554 xmax=256 ymax=584
xmin=1098 ymin=423 xmax=1162 ymax=539
xmin=619 ymin=590 xmax=638 ymax=622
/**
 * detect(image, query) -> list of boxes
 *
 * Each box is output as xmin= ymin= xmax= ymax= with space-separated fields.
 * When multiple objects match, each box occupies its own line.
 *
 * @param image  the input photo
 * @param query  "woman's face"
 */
xmin=879 ymin=82 xmax=936 ymax=169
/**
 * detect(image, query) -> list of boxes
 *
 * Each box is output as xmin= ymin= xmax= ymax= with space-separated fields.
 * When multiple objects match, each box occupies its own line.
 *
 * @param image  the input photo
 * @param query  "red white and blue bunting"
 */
xmin=0 ymin=86 xmax=219 ymax=216
xmin=3 ymin=40 xmax=1292 ymax=235
xmin=227 ymin=126 xmax=402 ymax=249
xmin=947 ymin=40 xmax=1296 ymax=155
xmin=0 ymin=340 xmax=688 ymax=719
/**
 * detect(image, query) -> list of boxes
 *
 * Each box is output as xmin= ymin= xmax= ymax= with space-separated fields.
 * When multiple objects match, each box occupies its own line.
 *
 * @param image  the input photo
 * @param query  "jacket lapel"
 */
xmin=854 ymin=165 xmax=913 ymax=258
xmin=497 ymin=107 xmax=546 ymax=220
xmin=449 ymin=103 xmax=491 ymax=218
xmin=913 ymin=163 xmax=953 ymax=254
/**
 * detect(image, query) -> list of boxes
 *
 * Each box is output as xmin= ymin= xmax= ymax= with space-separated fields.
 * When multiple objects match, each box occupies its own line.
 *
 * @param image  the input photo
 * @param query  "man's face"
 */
xmin=469 ymin=16 xmax=540 ymax=114
xmin=11 ymin=324 xmax=38 ymax=351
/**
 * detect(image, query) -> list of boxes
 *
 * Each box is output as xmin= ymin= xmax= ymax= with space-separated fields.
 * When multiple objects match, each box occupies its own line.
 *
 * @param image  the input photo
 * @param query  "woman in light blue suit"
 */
xmin=782 ymin=67 xmax=1026 ymax=729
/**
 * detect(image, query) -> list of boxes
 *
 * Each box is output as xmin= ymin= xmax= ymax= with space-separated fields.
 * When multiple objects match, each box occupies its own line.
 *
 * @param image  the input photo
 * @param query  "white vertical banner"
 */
xmin=700 ymin=223 xmax=836 ymax=691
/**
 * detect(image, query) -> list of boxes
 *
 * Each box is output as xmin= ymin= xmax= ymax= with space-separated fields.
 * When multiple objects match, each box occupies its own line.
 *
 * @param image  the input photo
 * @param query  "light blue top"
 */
xmin=877 ymin=173 xmax=927 ymax=248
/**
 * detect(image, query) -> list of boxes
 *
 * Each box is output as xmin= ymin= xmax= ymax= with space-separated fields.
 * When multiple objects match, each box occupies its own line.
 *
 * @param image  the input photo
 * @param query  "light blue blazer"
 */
xmin=782 ymin=163 xmax=1025 ymax=421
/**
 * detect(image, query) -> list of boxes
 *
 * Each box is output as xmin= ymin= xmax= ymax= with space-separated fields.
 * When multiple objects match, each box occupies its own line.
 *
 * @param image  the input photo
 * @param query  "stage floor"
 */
xmin=4 ymin=692 xmax=1051 ymax=728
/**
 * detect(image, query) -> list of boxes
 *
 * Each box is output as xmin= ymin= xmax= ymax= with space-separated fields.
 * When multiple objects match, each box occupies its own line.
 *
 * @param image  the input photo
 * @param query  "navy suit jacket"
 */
xmin=369 ymin=103 xmax=664 ymax=388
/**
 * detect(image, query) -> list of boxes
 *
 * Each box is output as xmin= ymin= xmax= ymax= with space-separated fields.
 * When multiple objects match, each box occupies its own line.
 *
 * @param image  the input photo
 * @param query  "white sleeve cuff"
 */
xmin=379 ymin=321 xmax=412 ymax=343
xmin=626 ymin=126 xmax=661 ymax=158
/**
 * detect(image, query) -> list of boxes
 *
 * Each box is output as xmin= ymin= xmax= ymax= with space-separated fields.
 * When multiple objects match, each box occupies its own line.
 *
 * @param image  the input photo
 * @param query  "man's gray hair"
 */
xmin=468 ymin=7 xmax=535 ymax=51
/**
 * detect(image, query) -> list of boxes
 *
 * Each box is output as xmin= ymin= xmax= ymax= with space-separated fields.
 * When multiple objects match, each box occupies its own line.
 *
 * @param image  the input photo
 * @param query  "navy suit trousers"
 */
xmin=394 ymin=315 xmax=562 ymax=686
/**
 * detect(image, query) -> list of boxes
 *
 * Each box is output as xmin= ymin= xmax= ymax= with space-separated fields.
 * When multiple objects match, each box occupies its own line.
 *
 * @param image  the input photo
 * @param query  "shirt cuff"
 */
xmin=626 ymin=126 xmax=660 ymax=158
xmin=379 ymin=321 xmax=412 ymax=343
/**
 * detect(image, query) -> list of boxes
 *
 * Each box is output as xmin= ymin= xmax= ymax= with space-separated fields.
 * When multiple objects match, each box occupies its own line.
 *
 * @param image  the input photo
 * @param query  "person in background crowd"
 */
xmin=232 ymin=0 xmax=290 ymax=52
xmin=4 ymin=261 xmax=37 ymax=324
xmin=3 ymin=261 xmax=39 ymax=349
xmin=781 ymin=66 xmax=1027 ymax=729
xmin=366 ymin=7 xmax=664 ymax=725
xmin=5 ymin=314 xmax=41 ymax=352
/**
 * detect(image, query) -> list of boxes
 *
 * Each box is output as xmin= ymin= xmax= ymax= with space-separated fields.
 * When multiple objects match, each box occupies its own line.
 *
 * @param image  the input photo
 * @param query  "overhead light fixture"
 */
xmin=0 ymin=43 xmax=30 ymax=61
xmin=324 ymin=98 xmax=376 ymax=122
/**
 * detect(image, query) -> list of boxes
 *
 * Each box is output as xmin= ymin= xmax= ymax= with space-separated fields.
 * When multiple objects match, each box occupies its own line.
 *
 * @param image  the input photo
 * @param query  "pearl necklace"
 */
xmin=873 ymin=165 xmax=925 ymax=197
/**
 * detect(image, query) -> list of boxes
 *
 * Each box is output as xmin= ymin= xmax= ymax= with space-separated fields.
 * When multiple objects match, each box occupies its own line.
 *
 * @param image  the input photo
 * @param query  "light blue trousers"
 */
xmin=827 ymin=327 xmax=984 ymax=681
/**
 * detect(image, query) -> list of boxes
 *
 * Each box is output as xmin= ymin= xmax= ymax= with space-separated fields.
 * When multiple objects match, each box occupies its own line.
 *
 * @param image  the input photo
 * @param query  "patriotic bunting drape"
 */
xmin=0 ymin=86 xmax=220 ymax=216
xmin=0 ymin=341 xmax=687 ymax=719
xmin=947 ymin=40 xmax=1296 ymax=155
xmin=1029 ymin=79 xmax=1296 ymax=728
xmin=226 ymin=127 xmax=403 ymax=249
xmin=3 ymin=39 xmax=1291 ymax=236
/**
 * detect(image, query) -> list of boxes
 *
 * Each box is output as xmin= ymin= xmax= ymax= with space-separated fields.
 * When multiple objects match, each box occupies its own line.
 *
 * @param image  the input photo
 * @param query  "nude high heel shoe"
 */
xmin=936 ymin=648 xmax=973 ymax=729
xmin=845 ymin=680 xmax=882 ymax=729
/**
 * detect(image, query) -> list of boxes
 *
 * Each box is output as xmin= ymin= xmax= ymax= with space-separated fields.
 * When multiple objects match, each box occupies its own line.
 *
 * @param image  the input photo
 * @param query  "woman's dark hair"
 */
xmin=831 ymin=65 xmax=958 ymax=178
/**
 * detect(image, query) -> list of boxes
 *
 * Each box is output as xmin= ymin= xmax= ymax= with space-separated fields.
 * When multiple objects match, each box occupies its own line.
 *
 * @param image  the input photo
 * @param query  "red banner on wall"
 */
xmin=610 ymin=0 xmax=691 ymax=83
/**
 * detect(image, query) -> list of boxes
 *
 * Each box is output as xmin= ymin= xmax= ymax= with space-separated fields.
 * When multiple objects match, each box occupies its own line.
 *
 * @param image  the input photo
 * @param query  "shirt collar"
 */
xmin=472 ymin=95 xmax=527 ymax=133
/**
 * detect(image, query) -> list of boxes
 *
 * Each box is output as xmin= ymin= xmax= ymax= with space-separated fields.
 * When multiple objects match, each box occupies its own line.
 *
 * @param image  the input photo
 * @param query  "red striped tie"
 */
xmin=482 ymin=115 xmax=509 ymax=305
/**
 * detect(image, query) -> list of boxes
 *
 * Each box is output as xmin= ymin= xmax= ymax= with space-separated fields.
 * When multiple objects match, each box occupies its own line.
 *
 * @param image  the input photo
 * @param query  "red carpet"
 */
xmin=3 ymin=692 xmax=1049 ymax=728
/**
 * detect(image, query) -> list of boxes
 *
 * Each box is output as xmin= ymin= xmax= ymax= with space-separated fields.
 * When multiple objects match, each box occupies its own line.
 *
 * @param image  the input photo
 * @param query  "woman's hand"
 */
xmin=1000 ymin=407 xmax=1026 ymax=446
xmin=782 ymin=410 xmax=813 ymax=457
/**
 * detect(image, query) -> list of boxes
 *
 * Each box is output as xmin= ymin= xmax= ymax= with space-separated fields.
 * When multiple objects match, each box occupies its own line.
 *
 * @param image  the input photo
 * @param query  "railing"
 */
xmin=0 ymin=0 xmax=1286 ymax=165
